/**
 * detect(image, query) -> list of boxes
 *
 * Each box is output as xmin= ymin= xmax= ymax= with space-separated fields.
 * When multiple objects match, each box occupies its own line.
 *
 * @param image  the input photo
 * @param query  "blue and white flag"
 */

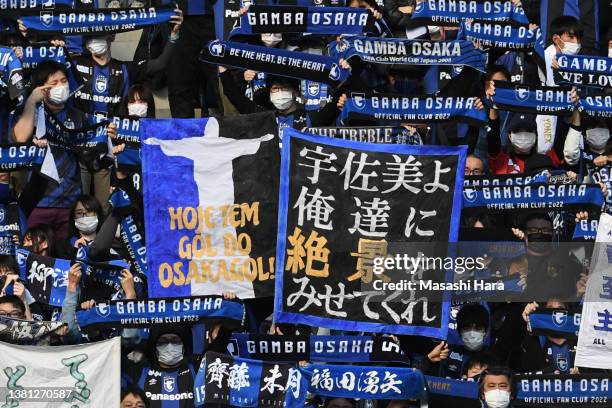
xmin=579 ymin=94 xmax=612 ymax=118
xmin=302 ymin=363 xmax=426 ymax=400
xmin=411 ymin=0 xmax=529 ymax=25
xmin=76 ymin=296 xmax=245 ymax=330
xmin=458 ymin=21 xmax=539 ymax=50
xmin=556 ymin=54 xmax=612 ymax=88
xmin=200 ymin=40 xmax=350 ymax=86
xmin=275 ymin=128 xmax=466 ymax=338
xmin=141 ymin=113 xmax=279 ymax=299
xmin=575 ymin=213 xmax=612 ymax=369
xmin=514 ymin=373 xmax=611 ymax=407
xmin=20 ymin=6 xmax=175 ymax=35
xmin=529 ymin=309 xmax=581 ymax=339
xmin=490 ymin=81 xmax=576 ymax=115
xmin=16 ymin=248 xmax=70 ymax=307
xmin=341 ymin=93 xmax=487 ymax=126
xmin=194 ymin=351 xmax=307 ymax=408
xmin=109 ymin=116 xmax=141 ymax=169
xmin=229 ymin=5 xmax=372 ymax=37
xmin=229 ymin=334 xmax=410 ymax=364
xmin=462 ymin=184 xmax=605 ymax=213
xmin=305 ymin=126 xmax=424 ymax=145
xmin=331 ymin=37 xmax=487 ymax=72
xmin=0 ymin=47 xmax=25 ymax=99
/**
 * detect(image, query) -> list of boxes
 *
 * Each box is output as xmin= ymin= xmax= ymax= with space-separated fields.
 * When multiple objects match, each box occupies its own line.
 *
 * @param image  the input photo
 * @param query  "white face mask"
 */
xmin=75 ymin=216 xmax=98 ymax=234
xmin=157 ymin=343 xmax=183 ymax=366
xmin=608 ymin=48 xmax=612 ymax=58
xmin=261 ymin=33 xmax=282 ymax=47
xmin=511 ymin=131 xmax=536 ymax=153
xmin=561 ymin=40 xmax=581 ymax=55
xmin=48 ymin=84 xmax=69 ymax=105
xmin=461 ymin=329 xmax=486 ymax=351
xmin=586 ymin=128 xmax=610 ymax=150
xmin=87 ymin=38 xmax=109 ymax=56
xmin=484 ymin=389 xmax=511 ymax=408
xmin=270 ymin=90 xmax=294 ymax=111
xmin=128 ymin=102 xmax=148 ymax=117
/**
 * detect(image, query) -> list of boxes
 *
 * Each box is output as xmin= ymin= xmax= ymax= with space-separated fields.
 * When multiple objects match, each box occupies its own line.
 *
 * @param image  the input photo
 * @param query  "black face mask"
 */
xmin=527 ymin=233 xmax=553 ymax=253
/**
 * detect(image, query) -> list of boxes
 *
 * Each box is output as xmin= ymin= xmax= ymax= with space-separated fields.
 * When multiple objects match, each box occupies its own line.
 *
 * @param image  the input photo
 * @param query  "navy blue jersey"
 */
xmin=134 ymin=362 xmax=197 ymax=408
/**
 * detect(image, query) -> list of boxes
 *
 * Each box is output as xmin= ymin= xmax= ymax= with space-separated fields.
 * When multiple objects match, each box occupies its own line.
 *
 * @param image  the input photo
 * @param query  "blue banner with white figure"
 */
xmin=109 ymin=189 xmax=147 ymax=277
xmin=529 ymin=309 xmax=581 ymax=339
xmin=458 ymin=21 xmax=539 ymax=50
xmin=302 ymin=363 xmax=426 ymax=400
xmin=556 ymin=54 xmax=612 ymax=88
xmin=490 ymin=81 xmax=576 ymax=115
xmin=16 ymin=248 xmax=70 ymax=307
xmin=341 ymin=92 xmax=488 ymax=126
xmin=0 ymin=144 xmax=46 ymax=171
xmin=229 ymin=334 xmax=410 ymax=364
xmin=200 ymin=40 xmax=350 ymax=86
xmin=76 ymin=296 xmax=245 ymax=330
xmin=0 ymin=47 xmax=25 ymax=99
xmin=141 ymin=113 xmax=279 ymax=300
xmin=194 ymin=351 xmax=308 ymax=408
xmin=229 ymin=5 xmax=372 ymax=37
xmin=411 ymin=0 xmax=529 ymax=25
xmin=514 ymin=373 xmax=611 ymax=407
xmin=331 ymin=37 xmax=487 ymax=72
xmin=20 ymin=6 xmax=175 ymax=35
xmin=109 ymin=116 xmax=141 ymax=169
xmin=275 ymin=128 xmax=466 ymax=339
xmin=579 ymin=94 xmax=612 ymax=118
xmin=462 ymin=184 xmax=605 ymax=213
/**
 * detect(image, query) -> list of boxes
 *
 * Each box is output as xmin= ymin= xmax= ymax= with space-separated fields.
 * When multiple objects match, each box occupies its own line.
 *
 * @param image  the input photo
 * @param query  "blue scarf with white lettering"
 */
xmin=229 ymin=5 xmax=374 ymax=37
xmin=109 ymin=116 xmax=141 ymax=169
xmin=200 ymin=40 xmax=350 ymax=86
xmin=76 ymin=296 xmax=245 ymax=330
xmin=555 ymin=54 xmax=612 ymax=89
xmin=529 ymin=309 xmax=580 ymax=339
xmin=0 ymin=144 xmax=47 ymax=172
xmin=230 ymin=334 xmax=411 ymax=364
xmin=0 ymin=47 xmax=25 ymax=99
xmin=44 ymin=108 xmax=109 ymax=152
xmin=302 ymin=363 xmax=426 ymax=400
xmin=19 ymin=6 xmax=175 ymax=35
xmin=19 ymin=44 xmax=84 ymax=91
xmin=331 ymin=37 xmax=486 ymax=72
xmin=490 ymin=81 xmax=576 ymax=115
xmin=579 ymin=94 xmax=612 ymax=118
xmin=462 ymin=183 xmax=605 ymax=213
xmin=0 ymin=0 xmax=73 ymax=12
xmin=572 ymin=219 xmax=598 ymax=241
xmin=110 ymin=189 xmax=147 ymax=277
xmin=514 ymin=373 xmax=611 ymax=407
xmin=425 ymin=375 xmax=479 ymax=399
xmin=195 ymin=351 xmax=308 ymax=408
xmin=464 ymin=171 xmax=549 ymax=187
xmin=411 ymin=0 xmax=529 ymax=25
xmin=304 ymin=126 xmax=424 ymax=145
xmin=340 ymin=92 xmax=488 ymax=126
xmin=458 ymin=22 xmax=540 ymax=51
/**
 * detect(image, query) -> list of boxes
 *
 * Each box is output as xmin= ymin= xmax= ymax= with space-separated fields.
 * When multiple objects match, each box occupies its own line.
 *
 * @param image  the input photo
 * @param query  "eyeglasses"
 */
xmin=525 ymin=227 xmax=554 ymax=235
xmin=466 ymin=168 xmax=484 ymax=175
